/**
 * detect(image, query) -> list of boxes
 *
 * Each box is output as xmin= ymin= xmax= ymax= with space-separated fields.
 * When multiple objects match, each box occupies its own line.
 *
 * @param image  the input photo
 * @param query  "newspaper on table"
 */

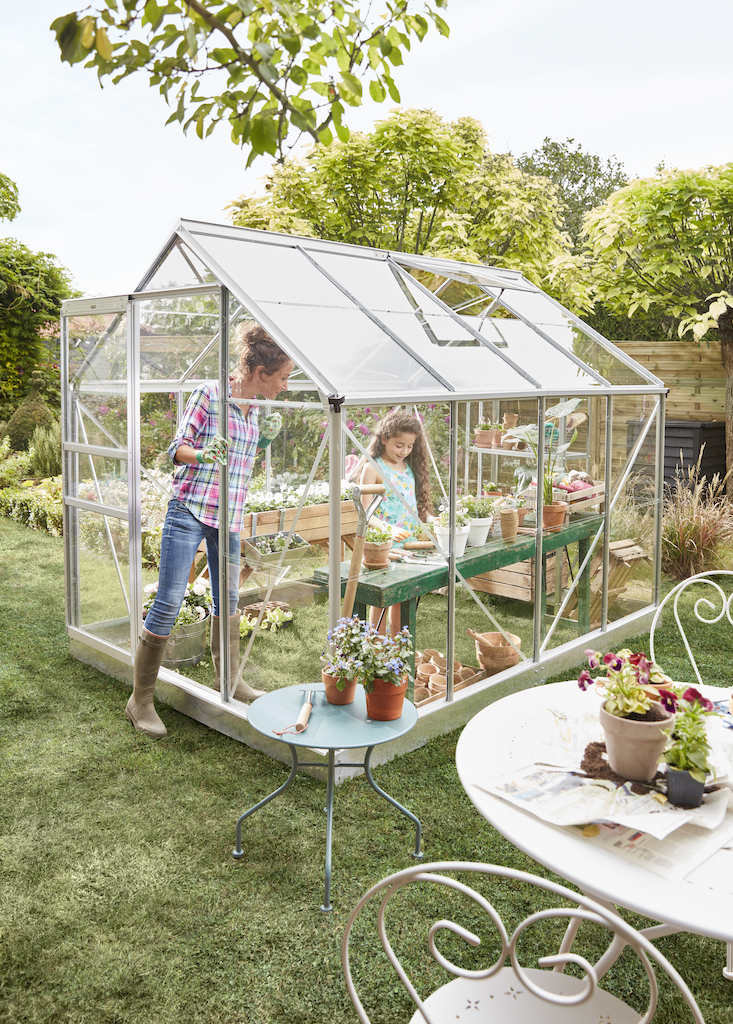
xmin=477 ymin=703 xmax=733 ymax=882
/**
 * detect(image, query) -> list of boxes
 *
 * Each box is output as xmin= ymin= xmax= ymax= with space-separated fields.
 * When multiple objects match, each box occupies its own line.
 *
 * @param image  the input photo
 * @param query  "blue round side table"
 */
xmin=233 ymin=683 xmax=422 ymax=911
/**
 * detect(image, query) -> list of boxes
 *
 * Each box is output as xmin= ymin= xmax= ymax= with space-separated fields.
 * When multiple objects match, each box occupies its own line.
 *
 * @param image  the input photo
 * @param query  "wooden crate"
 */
xmin=565 ymin=481 xmax=605 ymax=513
xmin=565 ymin=538 xmax=650 ymax=627
xmin=240 ymin=500 xmax=358 ymax=545
xmin=466 ymin=549 xmax=568 ymax=603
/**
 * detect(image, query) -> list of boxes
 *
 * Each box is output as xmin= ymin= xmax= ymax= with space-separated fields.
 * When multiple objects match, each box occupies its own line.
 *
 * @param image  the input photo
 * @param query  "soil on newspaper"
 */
xmin=581 ymin=742 xmax=663 ymax=795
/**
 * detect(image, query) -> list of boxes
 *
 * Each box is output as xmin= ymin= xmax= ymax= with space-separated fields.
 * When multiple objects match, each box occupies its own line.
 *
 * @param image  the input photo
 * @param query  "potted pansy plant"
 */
xmin=579 ymin=648 xmax=675 ymax=782
xmin=363 ymin=626 xmax=414 ymax=721
xmin=656 ymin=687 xmax=718 ymax=807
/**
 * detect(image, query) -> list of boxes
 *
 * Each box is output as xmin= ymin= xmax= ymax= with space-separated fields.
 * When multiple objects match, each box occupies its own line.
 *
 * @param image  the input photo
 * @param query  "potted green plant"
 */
xmin=143 ymin=579 xmax=211 ymax=667
xmin=503 ymin=399 xmax=583 ymax=531
xmin=321 ymin=615 xmax=374 ymax=705
xmin=363 ymin=625 xmax=414 ymax=721
xmin=474 ymin=420 xmax=494 ymax=448
xmin=462 ymin=494 xmax=496 ymax=547
xmin=579 ymin=648 xmax=674 ymax=782
xmin=362 ymin=523 xmax=394 ymax=569
xmin=433 ymin=509 xmax=471 ymax=557
xmin=657 ymin=687 xmax=718 ymax=807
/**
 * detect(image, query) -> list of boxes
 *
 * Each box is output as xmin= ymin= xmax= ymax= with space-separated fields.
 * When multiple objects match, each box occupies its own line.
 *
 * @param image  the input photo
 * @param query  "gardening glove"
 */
xmin=391 ymin=524 xmax=410 ymax=542
xmin=196 ymin=433 xmax=229 ymax=466
xmin=257 ymin=412 xmax=283 ymax=450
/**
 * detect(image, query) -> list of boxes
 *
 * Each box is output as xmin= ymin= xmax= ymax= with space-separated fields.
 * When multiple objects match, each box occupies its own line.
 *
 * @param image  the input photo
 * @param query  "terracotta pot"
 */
xmin=365 ymin=676 xmax=408 ymax=721
xmin=322 ymin=670 xmax=357 ymax=705
xmin=501 ymin=437 xmax=516 ymax=450
xmin=474 ymin=429 xmax=493 ymax=448
xmin=413 ymin=686 xmax=431 ymax=703
xmin=542 ymin=501 xmax=568 ymax=531
xmin=423 ymin=648 xmax=441 ymax=662
xmin=430 ymin=653 xmax=447 ymax=670
xmin=500 ymin=508 xmax=519 ymax=541
xmin=473 ymin=631 xmax=522 ymax=675
xmin=666 ymin=767 xmax=705 ymax=808
xmin=417 ymin=662 xmax=438 ymax=684
xmin=517 ymin=507 xmax=528 ymax=526
xmin=457 ymin=666 xmax=476 ymax=682
xmin=362 ymin=539 xmax=392 ymax=569
xmin=599 ymin=702 xmax=674 ymax=782
xmin=429 ymin=674 xmax=447 ymax=694
xmin=492 ymin=429 xmax=505 ymax=449
xmin=502 ymin=412 xmax=519 ymax=429
xmin=414 ymin=650 xmax=424 ymax=667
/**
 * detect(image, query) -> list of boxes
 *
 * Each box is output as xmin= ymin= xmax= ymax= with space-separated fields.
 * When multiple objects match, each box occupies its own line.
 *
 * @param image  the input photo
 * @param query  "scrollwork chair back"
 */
xmin=342 ymin=862 xmax=704 ymax=1023
xmin=650 ymin=570 xmax=733 ymax=686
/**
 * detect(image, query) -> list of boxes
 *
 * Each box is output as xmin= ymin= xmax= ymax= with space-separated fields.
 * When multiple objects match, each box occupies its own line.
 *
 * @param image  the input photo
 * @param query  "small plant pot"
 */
xmin=365 ymin=677 xmax=408 ymax=721
xmin=457 ymin=666 xmax=476 ymax=682
xmin=666 ymin=768 xmax=705 ymax=808
xmin=413 ymin=686 xmax=431 ymax=703
xmin=423 ymin=648 xmax=441 ymax=662
xmin=429 ymin=674 xmax=447 ymax=694
xmin=322 ymin=670 xmax=357 ymax=706
xmin=417 ymin=662 xmax=438 ymax=684
xmin=362 ymin=539 xmax=392 ymax=569
xmin=517 ymin=507 xmax=528 ymax=526
xmin=502 ymin=412 xmax=518 ymax=429
xmin=599 ymin=703 xmax=674 ymax=782
xmin=473 ymin=631 xmax=522 ymax=676
xmin=431 ymin=653 xmax=447 ymax=670
xmin=542 ymin=501 xmax=568 ymax=531
xmin=414 ymin=650 xmax=424 ymax=667
xmin=492 ymin=429 xmax=506 ymax=449
xmin=467 ymin=516 xmax=492 ymax=547
xmin=501 ymin=437 xmax=516 ymax=450
xmin=474 ymin=429 xmax=493 ymax=448
xmin=434 ymin=524 xmax=470 ymax=558
xmin=500 ymin=508 xmax=519 ymax=541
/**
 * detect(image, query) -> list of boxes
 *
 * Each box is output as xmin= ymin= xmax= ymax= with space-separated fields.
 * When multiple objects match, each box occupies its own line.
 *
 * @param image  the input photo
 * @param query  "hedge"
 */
xmin=0 ymin=487 xmax=63 ymax=536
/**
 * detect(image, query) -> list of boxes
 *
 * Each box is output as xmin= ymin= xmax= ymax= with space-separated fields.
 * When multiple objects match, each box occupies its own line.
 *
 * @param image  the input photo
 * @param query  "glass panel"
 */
xmin=473 ymin=319 xmax=601 ymax=390
xmin=309 ymin=252 xmax=417 ymax=314
xmin=78 ymin=510 xmax=131 ymax=649
xmin=380 ymin=312 xmax=532 ymax=393
xmin=141 ymin=241 xmax=216 ymax=291
xmin=256 ymin=302 xmax=443 ymax=396
xmin=188 ymin=233 xmax=352 ymax=307
xmin=68 ymin=313 xmax=127 ymax=386
xmin=565 ymin=325 xmax=652 ymax=386
xmin=72 ymin=388 xmax=127 ymax=448
xmin=138 ymin=294 xmax=220 ymax=382
xmin=71 ymin=453 xmax=129 ymax=509
xmin=140 ymin=391 xmax=179 ymax=468
xmin=494 ymin=288 xmax=570 ymax=326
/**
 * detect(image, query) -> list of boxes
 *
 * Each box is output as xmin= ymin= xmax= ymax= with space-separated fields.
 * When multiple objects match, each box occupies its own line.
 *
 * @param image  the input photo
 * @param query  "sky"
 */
xmin=2 ymin=0 xmax=733 ymax=297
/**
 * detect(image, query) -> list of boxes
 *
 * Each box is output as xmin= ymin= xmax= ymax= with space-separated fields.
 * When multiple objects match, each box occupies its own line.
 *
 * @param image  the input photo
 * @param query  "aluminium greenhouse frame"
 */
xmin=61 ymin=220 xmax=668 ymax=773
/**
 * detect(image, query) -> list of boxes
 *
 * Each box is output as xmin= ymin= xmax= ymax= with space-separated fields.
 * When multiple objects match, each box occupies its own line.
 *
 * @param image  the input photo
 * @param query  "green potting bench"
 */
xmin=314 ymin=514 xmax=599 ymax=695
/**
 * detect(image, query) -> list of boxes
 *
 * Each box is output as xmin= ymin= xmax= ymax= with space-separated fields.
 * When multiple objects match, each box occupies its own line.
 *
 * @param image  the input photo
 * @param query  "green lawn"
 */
xmin=1 ymin=519 xmax=731 ymax=1023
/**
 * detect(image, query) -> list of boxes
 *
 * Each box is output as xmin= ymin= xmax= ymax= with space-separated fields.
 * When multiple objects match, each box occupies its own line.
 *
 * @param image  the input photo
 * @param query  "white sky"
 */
xmin=2 ymin=0 xmax=732 ymax=297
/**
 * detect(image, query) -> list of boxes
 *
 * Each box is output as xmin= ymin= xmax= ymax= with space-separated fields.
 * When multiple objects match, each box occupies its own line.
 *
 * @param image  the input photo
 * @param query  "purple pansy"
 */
xmin=578 ymin=669 xmax=593 ymax=691
xmin=681 ymin=687 xmax=715 ymax=711
xmin=657 ymin=688 xmax=678 ymax=714
xmin=585 ymin=648 xmax=600 ymax=670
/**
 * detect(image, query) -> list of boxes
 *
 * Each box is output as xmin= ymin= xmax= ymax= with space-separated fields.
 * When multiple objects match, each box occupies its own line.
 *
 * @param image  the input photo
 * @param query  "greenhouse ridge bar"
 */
xmin=60 ymin=220 xmax=667 ymax=775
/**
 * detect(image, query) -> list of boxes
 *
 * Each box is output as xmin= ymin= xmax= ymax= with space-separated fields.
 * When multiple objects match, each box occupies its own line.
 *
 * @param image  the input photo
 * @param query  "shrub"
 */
xmin=0 ymin=435 xmax=34 ymax=488
xmin=661 ymin=455 xmax=733 ymax=580
xmin=30 ymin=419 xmax=61 ymax=478
xmin=0 ymin=487 xmax=63 ymax=535
xmin=5 ymin=385 xmax=55 ymax=451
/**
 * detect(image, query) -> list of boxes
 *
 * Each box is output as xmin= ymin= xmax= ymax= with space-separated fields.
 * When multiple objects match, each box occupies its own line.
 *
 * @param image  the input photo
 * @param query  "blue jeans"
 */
xmin=144 ymin=499 xmax=240 ymax=636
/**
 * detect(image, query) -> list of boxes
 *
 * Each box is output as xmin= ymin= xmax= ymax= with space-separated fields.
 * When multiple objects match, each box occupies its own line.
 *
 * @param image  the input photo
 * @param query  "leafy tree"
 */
xmin=51 ymin=0 xmax=449 ymax=166
xmin=580 ymin=165 xmax=733 ymax=491
xmin=0 ymin=173 xmax=20 ymax=223
xmin=0 ymin=239 xmax=76 ymax=415
xmin=517 ymin=137 xmax=628 ymax=247
xmin=228 ymin=108 xmax=579 ymax=302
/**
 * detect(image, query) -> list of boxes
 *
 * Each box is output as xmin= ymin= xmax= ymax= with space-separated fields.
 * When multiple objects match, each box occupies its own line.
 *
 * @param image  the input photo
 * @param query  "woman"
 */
xmin=126 ymin=322 xmax=294 ymax=738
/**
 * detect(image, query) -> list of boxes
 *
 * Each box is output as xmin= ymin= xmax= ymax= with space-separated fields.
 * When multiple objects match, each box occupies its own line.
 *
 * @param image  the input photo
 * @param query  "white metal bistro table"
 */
xmin=456 ymin=680 xmax=733 ymax=976
xmin=233 ymin=683 xmax=422 ymax=911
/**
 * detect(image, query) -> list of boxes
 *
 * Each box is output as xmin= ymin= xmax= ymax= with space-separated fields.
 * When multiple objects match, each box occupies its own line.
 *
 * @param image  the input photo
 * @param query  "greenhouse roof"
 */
xmin=131 ymin=219 xmax=663 ymax=405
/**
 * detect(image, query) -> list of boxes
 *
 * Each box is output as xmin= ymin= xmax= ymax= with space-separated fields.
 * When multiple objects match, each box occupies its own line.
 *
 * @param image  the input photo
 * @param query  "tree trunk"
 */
xmin=720 ymin=321 xmax=733 ymax=499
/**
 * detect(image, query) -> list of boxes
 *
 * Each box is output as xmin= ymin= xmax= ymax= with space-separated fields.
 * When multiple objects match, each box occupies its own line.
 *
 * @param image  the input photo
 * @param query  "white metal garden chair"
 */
xmin=650 ymin=568 xmax=733 ymax=979
xmin=342 ymin=862 xmax=705 ymax=1023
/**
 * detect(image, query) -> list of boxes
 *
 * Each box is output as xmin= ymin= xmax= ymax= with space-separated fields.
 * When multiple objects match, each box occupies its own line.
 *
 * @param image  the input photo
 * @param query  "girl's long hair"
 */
xmin=368 ymin=410 xmax=432 ymax=522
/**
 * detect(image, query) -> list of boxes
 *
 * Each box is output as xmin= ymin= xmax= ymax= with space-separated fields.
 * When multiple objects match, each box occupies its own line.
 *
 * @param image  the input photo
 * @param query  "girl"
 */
xmin=359 ymin=409 xmax=432 ymax=635
xmin=126 ymin=322 xmax=294 ymax=738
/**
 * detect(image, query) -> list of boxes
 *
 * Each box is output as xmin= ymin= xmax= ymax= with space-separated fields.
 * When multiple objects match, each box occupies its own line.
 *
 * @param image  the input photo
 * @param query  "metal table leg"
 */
xmin=322 ymin=749 xmax=335 ymax=912
xmin=233 ymin=743 xmax=299 ymax=859
xmin=362 ymin=745 xmax=423 ymax=858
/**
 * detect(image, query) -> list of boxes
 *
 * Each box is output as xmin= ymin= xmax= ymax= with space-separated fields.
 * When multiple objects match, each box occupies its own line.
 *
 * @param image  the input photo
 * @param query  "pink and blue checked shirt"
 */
xmin=168 ymin=383 xmax=259 ymax=532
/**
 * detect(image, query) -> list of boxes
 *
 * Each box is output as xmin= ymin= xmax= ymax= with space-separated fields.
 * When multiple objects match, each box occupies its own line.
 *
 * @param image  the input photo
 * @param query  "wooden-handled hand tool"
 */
xmin=342 ymin=483 xmax=385 ymax=618
xmin=295 ymin=689 xmax=315 ymax=732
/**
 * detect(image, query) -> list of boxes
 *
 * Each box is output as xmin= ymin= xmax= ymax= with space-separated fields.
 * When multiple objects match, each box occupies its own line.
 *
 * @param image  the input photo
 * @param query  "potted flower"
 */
xmin=362 ymin=523 xmax=393 ymax=569
xmin=503 ymin=399 xmax=583 ymax=531
xmin=363 ymin=625 xmax=414 ymax=721
xmin=462 ymin=494 xmax=496 ymax=547
xmin=579 ymin=648 xmax=674 ymax=782
xmin=321 ymin=615 xmax=374 ymax=705
xmin=143 ymin=579 xmax=211 ymax=667
xmin=433 ymin=509 xmax=471 ymax=557
xmin=490 ymin=421 xmax=505 ymax=448
xmin=474 ymin=420 xmax=494 ymax=448
xmin=657 ymin=687 xmax=718 ymax=807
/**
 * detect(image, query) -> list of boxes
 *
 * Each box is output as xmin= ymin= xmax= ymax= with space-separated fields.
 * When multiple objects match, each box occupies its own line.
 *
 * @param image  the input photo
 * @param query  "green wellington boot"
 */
xmin=211 ymin=614 xmax=265 ymax=702
xmin=125 ymin=629 xmax=169 ymax=738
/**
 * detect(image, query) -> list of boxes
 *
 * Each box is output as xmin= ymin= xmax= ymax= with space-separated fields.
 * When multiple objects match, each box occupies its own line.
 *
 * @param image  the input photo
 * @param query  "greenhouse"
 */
xmin=60 ymin=219 xmax=667 ymax=766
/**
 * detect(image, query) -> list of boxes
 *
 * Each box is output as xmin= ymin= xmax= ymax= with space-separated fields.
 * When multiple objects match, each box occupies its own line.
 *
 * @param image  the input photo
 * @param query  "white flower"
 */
xmin=143 ymin=582 xmax=158 ymax=594
xmin=192 ymin=580 xmax=210 ymax=596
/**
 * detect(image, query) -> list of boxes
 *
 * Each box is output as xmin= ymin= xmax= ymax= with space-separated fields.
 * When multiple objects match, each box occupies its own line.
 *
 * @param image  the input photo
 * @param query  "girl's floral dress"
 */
xmin=373 ymin=457 xmax=420 ymax=543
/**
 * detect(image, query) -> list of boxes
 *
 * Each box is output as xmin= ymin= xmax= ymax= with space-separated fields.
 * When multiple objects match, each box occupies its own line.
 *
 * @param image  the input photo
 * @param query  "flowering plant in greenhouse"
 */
xmin=143 ymin=579 xmax=211 ymax=629
xmin=578 ymin=648 xmax=671 ymax=718
xmin=363 ymin=626 xmax=413 ymax=691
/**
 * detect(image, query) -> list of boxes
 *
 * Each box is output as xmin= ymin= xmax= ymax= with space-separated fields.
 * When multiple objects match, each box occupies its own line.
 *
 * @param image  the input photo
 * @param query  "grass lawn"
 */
xmin=1 ymin=518 xmax=731 ymax=1023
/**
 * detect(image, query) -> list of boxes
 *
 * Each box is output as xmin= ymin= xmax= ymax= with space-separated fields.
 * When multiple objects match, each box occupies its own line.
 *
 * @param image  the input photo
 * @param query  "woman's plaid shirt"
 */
xmin=167 ymin=383 xmax=259 ymax=532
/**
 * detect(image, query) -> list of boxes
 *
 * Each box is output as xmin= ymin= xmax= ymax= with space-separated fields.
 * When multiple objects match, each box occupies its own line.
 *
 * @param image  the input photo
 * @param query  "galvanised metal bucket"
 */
xmin=162 ymin=614 xmax=210 ymax=667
